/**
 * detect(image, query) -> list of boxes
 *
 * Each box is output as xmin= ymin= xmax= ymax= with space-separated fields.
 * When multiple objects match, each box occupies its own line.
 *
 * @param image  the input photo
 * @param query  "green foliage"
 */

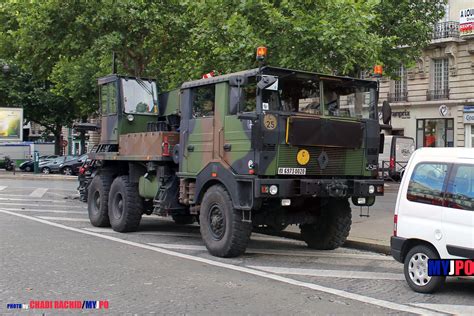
xmin=0 ymin=0 xmax=446 ymax=129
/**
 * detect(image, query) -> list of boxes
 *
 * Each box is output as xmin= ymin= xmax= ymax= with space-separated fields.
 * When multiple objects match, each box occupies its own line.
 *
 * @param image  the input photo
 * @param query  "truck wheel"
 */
xmin=300 ymin=198 xmax=352 ymax=250
xmin=199 ymin=184 xmax=252 ymax=258
xmin=87 ymin=174 xmax=113 ymax=227
xmin=404 ymin=245 xmax=445 ymax=293
xmin=172 ymin=215 xmax=196 ymax=225
xmin=108 ymin=176 xmax=142 ymax=232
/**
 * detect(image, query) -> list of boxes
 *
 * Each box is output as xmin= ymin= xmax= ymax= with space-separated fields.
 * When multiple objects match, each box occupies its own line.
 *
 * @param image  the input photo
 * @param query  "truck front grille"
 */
xmin=277 ymin=146 xmax=364 ymax=176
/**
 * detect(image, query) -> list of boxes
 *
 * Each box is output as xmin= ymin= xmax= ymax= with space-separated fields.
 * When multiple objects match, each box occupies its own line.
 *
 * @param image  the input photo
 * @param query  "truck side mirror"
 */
xmin=381 ymin=101 xmax=392 ymax=125
xmin=257 ymin=75 xmax=278 ymax=90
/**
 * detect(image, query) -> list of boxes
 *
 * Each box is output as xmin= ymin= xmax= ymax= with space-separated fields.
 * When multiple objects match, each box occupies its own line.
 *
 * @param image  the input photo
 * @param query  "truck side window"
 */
xmin=407 ymin=163 xmax=448 ymax=206
xmin=100 ymin=83 xmax=117 ymax=114
xmin=192 ymin=85 xmax=215 ymax=118
xmin=445 ymin=165 xmax=474 ymax=211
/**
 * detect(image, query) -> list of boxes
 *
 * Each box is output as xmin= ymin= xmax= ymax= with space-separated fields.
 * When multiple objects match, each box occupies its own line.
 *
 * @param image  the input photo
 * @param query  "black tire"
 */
xmin=87 ymin=174 xmax=113 ymax=227
xmin=172 ymin=215 xmax=196 ymax=225
xmin=404 ymin=245 xmax=445 ymax=293
xmin=199 ymin=185 xmax=252 ymax=258
xmin=41 ymin=167 xmax=51 ymax=174
xmin=108 ymin=175 xmax=143 ymax=232
xmin=25 ymin=166 xmax=32 ymax=172
xmin=300 ymin=198 xmax=352 ymax=250
xmin=62 ymin=166 xmax=73 ymax=175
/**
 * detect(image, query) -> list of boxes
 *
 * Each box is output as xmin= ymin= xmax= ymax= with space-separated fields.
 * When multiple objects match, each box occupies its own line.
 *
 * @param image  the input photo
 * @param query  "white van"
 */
xmin=379 ymin=136 xmax=415 ymax=180
xmin=391 ymin=148 xmax=474 ymax=293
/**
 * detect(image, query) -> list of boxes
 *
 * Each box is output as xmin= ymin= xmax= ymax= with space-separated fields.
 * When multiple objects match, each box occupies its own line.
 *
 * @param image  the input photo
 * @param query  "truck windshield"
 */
xmin=255 ymin=75 xmax=377 ymax=119
xmin=121 ymin=78 xmax=158 ymax=115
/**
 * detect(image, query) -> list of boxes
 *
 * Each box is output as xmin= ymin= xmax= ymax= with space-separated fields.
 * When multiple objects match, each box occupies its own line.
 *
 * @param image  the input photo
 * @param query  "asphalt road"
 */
xmin=0 ymin=177 xmax=473 ymax=315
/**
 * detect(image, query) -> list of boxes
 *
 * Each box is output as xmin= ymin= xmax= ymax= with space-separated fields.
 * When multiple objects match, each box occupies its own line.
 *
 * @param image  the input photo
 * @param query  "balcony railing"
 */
xmin=433 ymin=21 xmax=459 ymax=40
xmin=426 ymin=89 xmax=450 ymax=101
xmin=387 ymin=92 xmax=408 ymax=102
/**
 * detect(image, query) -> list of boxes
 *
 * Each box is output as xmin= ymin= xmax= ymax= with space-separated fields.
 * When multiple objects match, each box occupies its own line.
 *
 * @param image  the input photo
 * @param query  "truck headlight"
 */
xmin=269 ymin=185 xmax=278 ymax=195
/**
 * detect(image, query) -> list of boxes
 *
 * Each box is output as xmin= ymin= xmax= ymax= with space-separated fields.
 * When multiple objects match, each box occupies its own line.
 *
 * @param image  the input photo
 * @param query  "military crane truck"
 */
xmin=80 ymin=65 xmax=386 ymax=258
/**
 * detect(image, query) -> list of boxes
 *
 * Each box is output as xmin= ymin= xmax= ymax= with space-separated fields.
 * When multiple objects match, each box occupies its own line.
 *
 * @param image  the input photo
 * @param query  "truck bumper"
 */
xmin=254 ymin=178 xmax=384 ymax=198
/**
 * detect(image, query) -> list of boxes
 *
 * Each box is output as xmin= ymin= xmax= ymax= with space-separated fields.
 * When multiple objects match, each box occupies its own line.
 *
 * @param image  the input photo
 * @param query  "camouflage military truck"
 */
xmin=80 ymin=65 xmax=386 ymax=258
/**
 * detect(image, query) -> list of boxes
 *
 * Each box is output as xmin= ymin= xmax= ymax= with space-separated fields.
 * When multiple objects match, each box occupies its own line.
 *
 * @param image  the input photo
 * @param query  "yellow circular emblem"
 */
xmin=297 ymin=149 xmax=310 ymax=165
xmin=263 ymin=114 xmax=277 ymax=130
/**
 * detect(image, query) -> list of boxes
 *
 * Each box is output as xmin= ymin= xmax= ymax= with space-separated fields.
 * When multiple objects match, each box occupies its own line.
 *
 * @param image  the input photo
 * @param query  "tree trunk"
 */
xmin=53 ymin=124 xmax=62 ymax=155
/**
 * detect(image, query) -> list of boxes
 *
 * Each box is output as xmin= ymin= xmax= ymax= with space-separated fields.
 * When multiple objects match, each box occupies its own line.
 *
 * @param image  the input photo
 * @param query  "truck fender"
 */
xmin=194 ymin=163 xmax=254 ymax=210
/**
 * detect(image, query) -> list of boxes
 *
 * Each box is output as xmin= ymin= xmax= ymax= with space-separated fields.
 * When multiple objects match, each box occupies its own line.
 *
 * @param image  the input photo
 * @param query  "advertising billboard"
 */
xmin=460 ymin=8 xmax=474 ymax=37
xmin=0 ymin=107 xmax=23 ymax=141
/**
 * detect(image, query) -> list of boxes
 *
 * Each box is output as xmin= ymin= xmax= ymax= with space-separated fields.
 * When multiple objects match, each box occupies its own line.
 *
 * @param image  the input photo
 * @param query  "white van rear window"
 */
xmin=445 ymin=165 xmax=474 ymax=211
xmin=407 ymin=163 xmax=448 ymax=206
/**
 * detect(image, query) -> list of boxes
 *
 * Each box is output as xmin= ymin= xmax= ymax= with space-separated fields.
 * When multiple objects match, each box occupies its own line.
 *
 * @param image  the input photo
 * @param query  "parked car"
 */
xmin=391 ymin=147 xmax=474 ymax=293
xmin=39 ymin=156 xmax=75 ymax=174
xmin=20 ymin=155 xmax=61 ymax=172
xmin=59 ymin=154 xmax=88 ymax=175
xmin=379 ymin=135 xmax=415 ymax=180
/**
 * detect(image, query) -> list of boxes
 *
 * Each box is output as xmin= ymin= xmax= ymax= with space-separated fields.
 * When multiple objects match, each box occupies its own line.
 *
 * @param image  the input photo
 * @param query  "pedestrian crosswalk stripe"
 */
xmin=0 ymin=197 xmax=77 ymax=204
xmin=36 ymin=216 xmax=89 ymax=222
xmin=0 ymin=186 xmax=6 ymax=191
xmin=247 ymin=265 xmax=404 ymax=280
xmin=1 ymin=207 xmax=86 ymax=214
xmin=29 ymin=188 xmax=49 ymax=198
xmin=0 ymin=202 xmax=86 ymax=209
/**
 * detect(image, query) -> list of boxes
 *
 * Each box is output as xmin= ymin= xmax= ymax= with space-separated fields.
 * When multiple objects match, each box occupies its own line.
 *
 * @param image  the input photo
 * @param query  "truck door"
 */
xmin=219 ymin=82 xmax=255 ymax=174
xmin=181 ymin=84 xmax=215 ymax=175
xmin=99 ymin=80 xmax=119 ymax=144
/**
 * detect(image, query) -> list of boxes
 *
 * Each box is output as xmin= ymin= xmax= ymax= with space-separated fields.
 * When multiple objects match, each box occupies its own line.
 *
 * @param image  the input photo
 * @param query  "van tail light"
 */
xmin=162 ymin=136 xmax=170 ymax=157
xmin=393 ymin=214 xmax=398 ymax=237
xmin=389 ymin=157 xmax=395 ymax=170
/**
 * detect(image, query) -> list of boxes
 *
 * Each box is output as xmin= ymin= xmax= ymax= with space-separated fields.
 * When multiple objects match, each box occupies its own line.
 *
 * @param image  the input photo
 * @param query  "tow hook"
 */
xmin=327 ymin=183 xmax=348 ymax=197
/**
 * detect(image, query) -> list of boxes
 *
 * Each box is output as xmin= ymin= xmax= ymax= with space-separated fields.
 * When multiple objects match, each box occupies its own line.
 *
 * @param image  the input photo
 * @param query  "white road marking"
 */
xmin=0 ymin=209 xmax=443 ymax=315
xmin=0 ymin=186 xmax=7 ymax=191
xmin=83 ymin=227 xmax=199 ymax=238
xmin=0 ymin=202 xmax=86 ymax=209
xmin=36 ymin=216 xmax=89 ymax=222
xmin=411 ymin=303 xmax=474 ymax=315
xmin=148 ymin=243 xmax=393 ymax=261
xmin=0 ymin=197 xmax=72 ymax=203
xmin=29 ymin=188 xmax=49 ymax=198
xmin=1 ymin=207 xmax=85 ymax=214
xmin=247 ymin=266 xmax=404 ymax=281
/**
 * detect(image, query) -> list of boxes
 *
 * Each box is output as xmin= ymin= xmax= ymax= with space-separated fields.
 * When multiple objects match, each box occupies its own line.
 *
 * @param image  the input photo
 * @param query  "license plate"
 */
xmin=277 ymin=167 xmax=306 ymax=175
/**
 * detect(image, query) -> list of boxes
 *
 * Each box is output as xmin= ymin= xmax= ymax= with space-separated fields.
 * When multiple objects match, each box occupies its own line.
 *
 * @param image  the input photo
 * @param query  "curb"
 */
xmin=255 ymin=229 xmax=391 ymax=255
xmin=0 ymin=173 xmax=77 ymax=181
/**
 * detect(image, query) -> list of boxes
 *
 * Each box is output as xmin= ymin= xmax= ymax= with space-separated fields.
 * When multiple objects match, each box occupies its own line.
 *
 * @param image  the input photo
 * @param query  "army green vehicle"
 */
xmin=81 ymin=65 xmax=386 ymax=258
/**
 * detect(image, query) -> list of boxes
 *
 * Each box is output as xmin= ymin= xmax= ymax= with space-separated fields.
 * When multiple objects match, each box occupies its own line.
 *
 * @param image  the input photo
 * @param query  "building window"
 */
xmin=389 ymin=65 xmax=408 ymax=102
xmin=416 ymin=118 xmax=454 ymax=148
xmin=428 ymin=58 xmax=449 ymax=100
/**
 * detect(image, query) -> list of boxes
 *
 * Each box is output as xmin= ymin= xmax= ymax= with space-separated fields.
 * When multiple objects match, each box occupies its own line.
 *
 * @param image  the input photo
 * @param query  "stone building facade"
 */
xmin=378 ymin=1 xmax=474 ymax=148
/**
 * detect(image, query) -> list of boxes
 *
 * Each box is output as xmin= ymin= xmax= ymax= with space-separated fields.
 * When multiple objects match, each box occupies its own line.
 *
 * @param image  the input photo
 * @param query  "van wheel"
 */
xmin=87 ymin=174 xmax=113 ymax=227
xmin=404 ymin=245 xmax=445 ymax=293
xmin=199 ymin=184 xmax=252 ymax=258
xmin=300 ymin=198 xmax=351 ymax=250
xmin=108 ymin=176 xmax=143 ymax=232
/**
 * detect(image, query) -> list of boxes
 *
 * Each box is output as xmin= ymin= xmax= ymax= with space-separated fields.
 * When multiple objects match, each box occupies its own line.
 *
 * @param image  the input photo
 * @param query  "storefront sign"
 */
xmin=464 ymin=105 xmax=474 ymax=113
xmin=392 ymin=110 xmax=410 ymax=119
xmin=460 ymin=8 xmax=474 ymax=37
xmin=464 ymin=113 xmax=474 ymax=124
xmin=439 ymin=104 xmax=448 ymax=117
